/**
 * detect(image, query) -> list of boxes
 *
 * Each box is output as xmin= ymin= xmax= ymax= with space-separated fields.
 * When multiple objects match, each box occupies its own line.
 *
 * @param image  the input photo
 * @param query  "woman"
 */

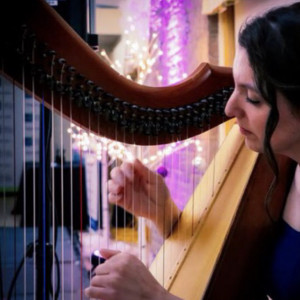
xmin=85 ymin=3 xmax=300 ymax=299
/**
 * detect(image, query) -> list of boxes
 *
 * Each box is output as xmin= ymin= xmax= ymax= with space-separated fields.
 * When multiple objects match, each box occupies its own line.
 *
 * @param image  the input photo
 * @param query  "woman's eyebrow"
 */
xmin=240 ymin=82 xmax=260 ymax=93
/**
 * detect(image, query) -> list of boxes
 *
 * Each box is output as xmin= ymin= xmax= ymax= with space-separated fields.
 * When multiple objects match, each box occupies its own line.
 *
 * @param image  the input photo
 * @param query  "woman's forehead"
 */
xmin=233 ymin=47 xmax=257 ymax=91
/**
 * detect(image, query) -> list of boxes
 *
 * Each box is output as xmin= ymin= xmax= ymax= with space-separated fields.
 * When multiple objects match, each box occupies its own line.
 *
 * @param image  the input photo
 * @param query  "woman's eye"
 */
xmin=246 ymin=97 xmax=261 ymax=105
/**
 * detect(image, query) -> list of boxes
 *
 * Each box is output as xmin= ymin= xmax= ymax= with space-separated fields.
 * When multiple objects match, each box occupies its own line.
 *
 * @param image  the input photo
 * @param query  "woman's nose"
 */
xmin=224 ymin=90 xmax=240 ymax=118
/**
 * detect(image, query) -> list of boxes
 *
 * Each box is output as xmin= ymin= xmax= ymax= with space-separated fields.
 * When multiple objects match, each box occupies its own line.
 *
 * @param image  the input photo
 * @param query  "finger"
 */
xmin=110 ymin=167 xmax=126 ymax=186
xmin=121 ymin=160 xmax=149 ymax=193
xmin=92 ymin=250 xmax=121 ymax=274
xmin=133 ymin=158 xmax=158 ymax=184
xmin=90 ymin=273 xmax=107 ymax=285
xmin=85 ymin=286 xmax=107 ymax=299
xmin=100 ymin=248 xmax=121 ymax=259
xmin=120 ymin=161 xmax=135 ymax=181
xmin=108 ymin=192 xmax=123 ymax=204
xmin=108 ymin=179 xmax=123 ymax=194
xmin=85 ymin=285 xmax=117 ymax=300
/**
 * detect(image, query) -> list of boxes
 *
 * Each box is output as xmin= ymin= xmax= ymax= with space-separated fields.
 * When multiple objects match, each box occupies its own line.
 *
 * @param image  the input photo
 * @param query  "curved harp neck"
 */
xmin=0 ymin=0 xmax=234 ymax=145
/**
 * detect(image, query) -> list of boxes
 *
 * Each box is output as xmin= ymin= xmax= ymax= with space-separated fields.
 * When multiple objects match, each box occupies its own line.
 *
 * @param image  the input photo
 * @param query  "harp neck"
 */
xmin=0 ymin=0 xmax=234 ymax=145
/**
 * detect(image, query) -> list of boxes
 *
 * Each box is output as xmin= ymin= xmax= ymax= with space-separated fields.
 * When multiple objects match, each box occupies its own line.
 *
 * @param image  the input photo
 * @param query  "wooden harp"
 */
xmin=0 ymin=1 xmax=295 ymax=300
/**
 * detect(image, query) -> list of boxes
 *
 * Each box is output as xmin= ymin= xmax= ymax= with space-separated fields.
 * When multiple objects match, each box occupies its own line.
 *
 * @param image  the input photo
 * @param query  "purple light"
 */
xmin=150 ymin=0 xmax=191 ymax=85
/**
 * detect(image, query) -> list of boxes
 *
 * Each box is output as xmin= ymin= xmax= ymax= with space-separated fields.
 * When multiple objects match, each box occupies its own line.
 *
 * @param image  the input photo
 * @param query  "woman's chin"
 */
xmin=244 ymin=139 xmax=262 ymax=153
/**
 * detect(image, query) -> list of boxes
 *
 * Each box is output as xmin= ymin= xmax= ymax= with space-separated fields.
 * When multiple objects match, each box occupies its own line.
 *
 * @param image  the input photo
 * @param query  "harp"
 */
xmin=0 ymin=0 xmax=295 ymax=299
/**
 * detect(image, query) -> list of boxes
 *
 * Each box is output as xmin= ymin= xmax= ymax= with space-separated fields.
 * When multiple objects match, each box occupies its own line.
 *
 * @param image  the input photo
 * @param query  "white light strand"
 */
xmin=99 ymin=21 xmax=163 ymax=85
xmin=67 ymin=123 xmax=204 ymax=168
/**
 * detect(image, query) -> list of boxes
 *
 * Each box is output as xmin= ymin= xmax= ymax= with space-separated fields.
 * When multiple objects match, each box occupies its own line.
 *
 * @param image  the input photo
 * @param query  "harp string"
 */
xmin=124 ymin=126 xmax=131 ymax=252
xmin=1 ymin=66 xmax=16 ymax=299
xmin=185 ymin=127 xmax=192 ymax=241
xmin=0 ymin=63 xmax=2 ymax=300
xmin=0 ymin=64 xmax=4 ymax=300
xmin=149 ymin=136 xmax=156 ymax=265
xmin=69 ymin=77 xmax=74 ymax=300
xmin=51 ymin=71 xmax=56 ymax=299
xmin=79 ymin=137 xmax=83 ymax=298
xmin=51 ymin=87 xmax=55 ymax=298
xmin=211 ymin=128 xmax=216 ymax=200
xmin=114 ymin=117 xmax=119 ymax=251
xmin=131 ymin=142 xmax=135 ymax=250
xmin=31 ymin=55 xmax=37 ymax=299
xmin=13 ymin=77 xmax=18 ymax=299
xmin=31 ymin=43 xmax=37 ymax=300
xmin=50 ymin=51 xmax=56 ymax=299
xmin=87 ymin=91 xmax=96 ymax=285
xmin=123 ymin=130 xmax=127 ymax=250
xmin=21 ymin=41 xmax=28 ymax=298
xmin=59 ymin=61 xmax=66 ymax=299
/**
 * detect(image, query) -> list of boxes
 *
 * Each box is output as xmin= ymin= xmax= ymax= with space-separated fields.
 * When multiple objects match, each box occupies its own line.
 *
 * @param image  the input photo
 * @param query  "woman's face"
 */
xmin=225 ymin=46 xmax=300 ymax=161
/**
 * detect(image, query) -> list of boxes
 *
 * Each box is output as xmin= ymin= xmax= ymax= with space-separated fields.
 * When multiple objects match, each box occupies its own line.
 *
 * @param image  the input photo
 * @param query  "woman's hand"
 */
xmin=84 ymin=249 xmax=182 ymax=300
xmin=108 ymin=159 xmax=181 ymax=237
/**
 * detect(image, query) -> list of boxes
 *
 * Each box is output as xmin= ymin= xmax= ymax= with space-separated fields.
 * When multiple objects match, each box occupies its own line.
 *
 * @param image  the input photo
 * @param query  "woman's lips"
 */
xmin=239 ymin=126 xmax=252 ymax=135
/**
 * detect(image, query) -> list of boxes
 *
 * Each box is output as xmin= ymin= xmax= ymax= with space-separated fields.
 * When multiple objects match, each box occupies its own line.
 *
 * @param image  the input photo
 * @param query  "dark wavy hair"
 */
xmin=238 ymin=2 xmax=300 ymax=217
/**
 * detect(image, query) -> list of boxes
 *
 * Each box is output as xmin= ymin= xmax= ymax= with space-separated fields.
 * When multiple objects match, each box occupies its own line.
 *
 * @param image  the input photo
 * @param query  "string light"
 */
xmin=99 ymin=7 xmax=163 ymax=85
xmin=67 ymin=123 xmax=204 ymax=167
xmin=150 ymin=0 xmax=191 ymax=85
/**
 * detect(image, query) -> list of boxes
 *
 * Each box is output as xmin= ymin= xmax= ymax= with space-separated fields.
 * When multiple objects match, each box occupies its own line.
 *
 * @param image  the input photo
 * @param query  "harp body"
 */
xmin=0 ymin=1 xmax=295 ymax=299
